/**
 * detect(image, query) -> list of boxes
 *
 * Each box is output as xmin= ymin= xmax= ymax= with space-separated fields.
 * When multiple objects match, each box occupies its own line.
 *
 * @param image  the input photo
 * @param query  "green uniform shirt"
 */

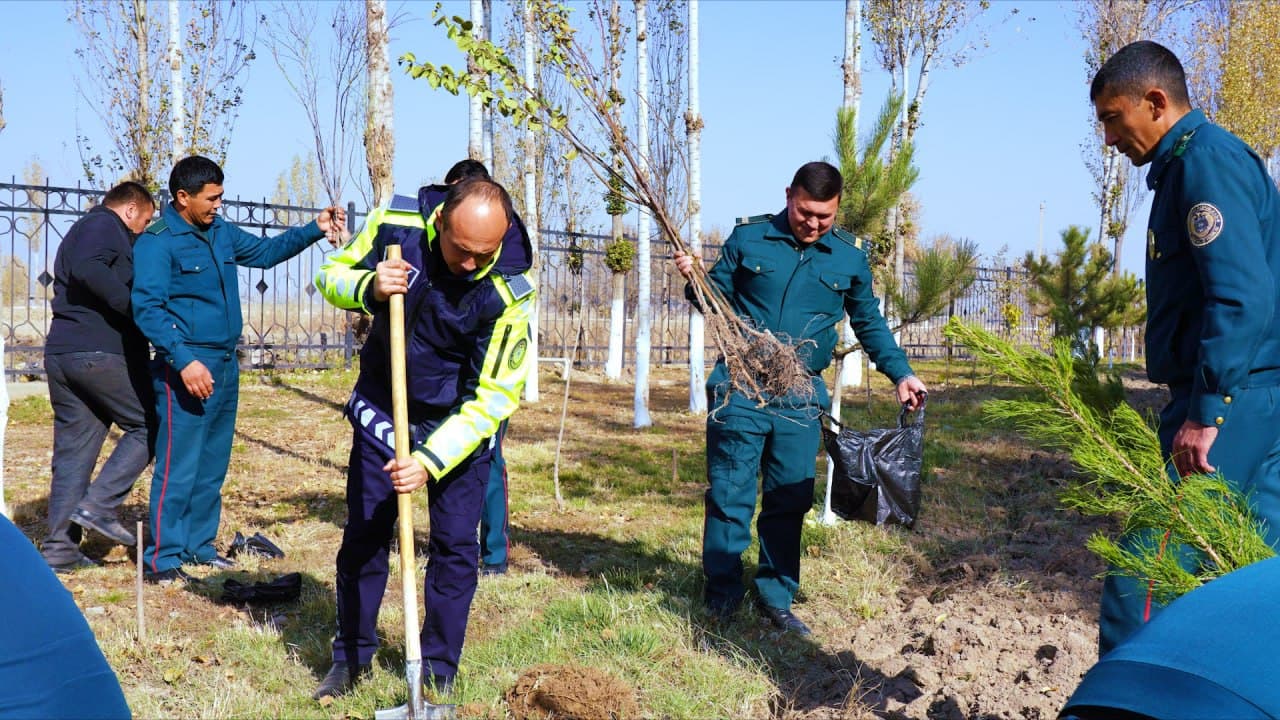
xmin=1144 ymin=109 xmax=1280 ymax=427
xmin=698 ymin=212 xmax=912 ymax=387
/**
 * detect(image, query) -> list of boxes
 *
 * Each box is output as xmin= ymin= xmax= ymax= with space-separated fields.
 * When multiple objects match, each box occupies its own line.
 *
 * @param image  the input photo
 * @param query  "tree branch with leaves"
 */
xmin=402 ymin=0 xmax=815 ymax=405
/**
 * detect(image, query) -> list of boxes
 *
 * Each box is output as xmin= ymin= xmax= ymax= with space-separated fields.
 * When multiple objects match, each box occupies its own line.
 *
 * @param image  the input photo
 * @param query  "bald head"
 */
xmin=434 ymin=179 xmax=512 ymax=276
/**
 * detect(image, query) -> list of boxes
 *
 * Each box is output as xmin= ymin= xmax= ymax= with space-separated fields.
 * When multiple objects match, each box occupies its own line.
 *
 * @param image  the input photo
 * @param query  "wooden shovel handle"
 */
xmin=387 ymin=244 xmax=421 ymax=664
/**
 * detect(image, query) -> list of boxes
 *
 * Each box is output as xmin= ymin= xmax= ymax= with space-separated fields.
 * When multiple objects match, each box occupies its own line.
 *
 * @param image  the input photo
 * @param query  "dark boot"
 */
xmin=313 ymin=661 xmax=371 ymax=700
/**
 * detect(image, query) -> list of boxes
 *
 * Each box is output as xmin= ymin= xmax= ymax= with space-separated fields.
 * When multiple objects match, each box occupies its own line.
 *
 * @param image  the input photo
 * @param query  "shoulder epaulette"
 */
xmin=1173 ymin=129 xmax=1197 ymax=159
xmin=735 ymin=213 xmax=773 ymax=226
xmin=502 ymin=272 xmax=535 ymax=301
xmin=145 ymin=218 xmax=167 ymax=235
xmin=832 ymin=227 xmax=863 ymax=249
xmin=388 ymin=194 xmax=419 ymax=213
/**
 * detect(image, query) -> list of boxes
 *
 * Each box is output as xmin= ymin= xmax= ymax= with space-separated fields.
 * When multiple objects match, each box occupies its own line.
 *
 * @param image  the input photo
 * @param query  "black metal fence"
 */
xmin=0 ymin=181 xmax=366 ymax=377
xmin=1 ymin=180 xmax=1089 ymax=379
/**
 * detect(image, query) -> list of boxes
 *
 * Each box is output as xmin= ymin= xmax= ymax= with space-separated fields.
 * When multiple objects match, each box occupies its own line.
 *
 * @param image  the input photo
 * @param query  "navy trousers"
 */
xmin=479 ymin=420 xmax=509 ymax=567
xmin=43 ymin=351 xmax=153 ymax=564
xmin=333 ymin=418 xmax=492 ymax=682
xmin=1098 ymin=381 xmax=1280 ymax=654
xmin=144 ymin=351 xmax=239 ymax=573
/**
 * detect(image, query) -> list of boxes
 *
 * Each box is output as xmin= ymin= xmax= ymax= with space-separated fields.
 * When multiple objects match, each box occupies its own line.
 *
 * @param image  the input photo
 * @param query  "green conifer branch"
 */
xmin=945 ymin=319 xmax=1274 ymax=602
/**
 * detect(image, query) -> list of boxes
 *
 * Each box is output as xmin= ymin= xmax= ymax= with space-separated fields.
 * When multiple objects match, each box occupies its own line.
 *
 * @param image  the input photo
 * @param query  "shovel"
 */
xmin=375 ymin=244 xmax=456 ymax=720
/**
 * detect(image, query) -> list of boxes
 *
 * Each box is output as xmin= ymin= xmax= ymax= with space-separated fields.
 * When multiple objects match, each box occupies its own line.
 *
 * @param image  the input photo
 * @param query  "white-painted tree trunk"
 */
xmin=633 ymin=0 xmax=652 ymax=427
xmin=687 ymin=0 xmax=705 ymax=413
xmin=468 ymin=0 xmax=483 ymax=161
xmin=365 ymin=0 xmax=394 ymax=206
xmin=522 ymin=0 xmax=540 ymax=403
xmin=168 ymin=0 xmax=184 ymax=165
xmin=605 ymin=266 xmax=625 ymax=379
xmin=824 ymin=0 xmax=863 ymax=526
xmin=839 ymin=0 xmax=862 ymax=389
xmin=604 ymin=0 xmax=625 ymax=381
xmin=481 ymin=0 xmax=493 ymax=169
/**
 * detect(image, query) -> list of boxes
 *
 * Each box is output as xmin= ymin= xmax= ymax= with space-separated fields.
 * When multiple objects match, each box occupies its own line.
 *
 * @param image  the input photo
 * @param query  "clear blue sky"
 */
xmin=0 ymin=0 xmax=1149 ymax=275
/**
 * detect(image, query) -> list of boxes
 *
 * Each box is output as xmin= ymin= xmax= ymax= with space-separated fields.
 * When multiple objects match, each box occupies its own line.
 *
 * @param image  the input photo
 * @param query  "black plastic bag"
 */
xmin=821 ymin=402 xmax=925 ymax=528
xmin=220 ymin=572 xmax=302 ymax=605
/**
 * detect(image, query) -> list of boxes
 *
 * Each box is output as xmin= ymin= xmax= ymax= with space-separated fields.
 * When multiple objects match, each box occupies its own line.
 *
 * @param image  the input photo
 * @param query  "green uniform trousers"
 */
xmin=703 ymin=376 xmax=825 ymax=612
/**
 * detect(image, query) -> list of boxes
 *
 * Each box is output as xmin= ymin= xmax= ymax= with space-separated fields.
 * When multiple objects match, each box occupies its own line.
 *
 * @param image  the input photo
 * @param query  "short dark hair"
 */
xmin=103 ymin=181 xmax=155 ymax=210
xmin=439 ymin=179 xmax=514 ymax=231
xmin=1090 ymin=40 xmax=1190 ymax=107
xmin=790 ymin=161 xmax=843 ymax=202
xmin=169 ymin=155 xmax=224 ymax=198
xmin=444 ymin=159 xmax=491 ymax=184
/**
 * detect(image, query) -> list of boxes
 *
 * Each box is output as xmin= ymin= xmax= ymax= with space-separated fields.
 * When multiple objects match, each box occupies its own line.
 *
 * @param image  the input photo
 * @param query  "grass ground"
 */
xmin=3 ymin=359 xmax=1109 ymax=719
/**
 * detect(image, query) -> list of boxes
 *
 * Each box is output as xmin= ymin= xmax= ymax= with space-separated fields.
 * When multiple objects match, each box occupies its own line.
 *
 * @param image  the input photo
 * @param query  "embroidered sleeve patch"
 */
xmin=508 ymin=337 xmax=528 ymax=370
xmin=1187 ymin=203 xmax=1224 ymax=247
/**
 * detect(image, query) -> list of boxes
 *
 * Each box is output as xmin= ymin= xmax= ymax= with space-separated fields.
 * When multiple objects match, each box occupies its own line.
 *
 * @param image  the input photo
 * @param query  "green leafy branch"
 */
xmin=944 ymin=318 xmax=1274 ymax=602
xmin=401 ymin=0 xmax=817 ymax=404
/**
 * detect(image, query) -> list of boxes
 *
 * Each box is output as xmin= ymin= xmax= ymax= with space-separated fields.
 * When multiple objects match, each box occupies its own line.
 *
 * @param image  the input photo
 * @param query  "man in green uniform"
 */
xmin=1091 ymin=41 xmax=1280 ymax=653
xmin=675 ymin=161 xmax=927 ymax=635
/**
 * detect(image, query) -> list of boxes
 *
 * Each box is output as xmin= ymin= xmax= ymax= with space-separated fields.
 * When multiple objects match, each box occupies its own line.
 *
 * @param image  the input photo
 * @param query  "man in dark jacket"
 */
xmin=312 ymin=178 xmax=534 ymax=700
xmin=42 ymin=181 xmax=156 ymax=573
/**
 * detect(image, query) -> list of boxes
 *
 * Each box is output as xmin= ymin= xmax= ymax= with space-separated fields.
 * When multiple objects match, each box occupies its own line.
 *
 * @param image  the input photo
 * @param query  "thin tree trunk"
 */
xmin=687 ymin=0 xmax=705 ymax=413
xmin=130 ymin=0 xmax=152 ymax=187
xmin=481 ymin=0 xmax=493 ymax=169
xmin=604 ymin=0 xmax=625 ymax=381
xmin=891 ymin=59 xmax=908 ymax=290
xmin=824 ymin=0 xmax=863 ymax=525
xmin=364 ymin=0 xmax=394 ymax=207
xmin=168 ymin=0 xmax=184 ymax=165
xmin=522 ymin=0 xmax=540 ymax=403
xmin=633 ymin=0 xmax=652 ymax=428
xmin=468 ymin=0 xmax=483 ymax=161
xmin=606 ymin=267 xmax=625 ymax=379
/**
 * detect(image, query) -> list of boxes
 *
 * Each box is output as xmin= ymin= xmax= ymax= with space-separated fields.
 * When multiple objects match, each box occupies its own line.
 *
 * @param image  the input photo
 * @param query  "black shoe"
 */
xmin=756 ymin=601 xmax=812 ymax=636
xmin=70 ymin=508 xmax=136 ymax=546
xmin=198 ymin=555 xmax=237 ymax=570
xmin=49 ymin=554 xmax=101 ymax=575
xmin=479 ymin=561 xmax=508 ymax=576
xmin=229 ymin=531 xmax=286 ymax=560
xmin=705 ymin=596 xmax=741 ymax=621
xmin=144 ymin=567 xmax=201 ymax=586
xmin=313 ymin=661 xmax=371 ymax=700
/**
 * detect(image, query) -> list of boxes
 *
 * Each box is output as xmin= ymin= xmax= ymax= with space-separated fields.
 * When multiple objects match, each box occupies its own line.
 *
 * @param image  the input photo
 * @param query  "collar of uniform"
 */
xmin=762 ymin=209 xmax=834 ymax=253
xmin=161 ymin=200 xmax=216 ymax=238
xmin=1146 ymin=109 xmax=1209 ymax=191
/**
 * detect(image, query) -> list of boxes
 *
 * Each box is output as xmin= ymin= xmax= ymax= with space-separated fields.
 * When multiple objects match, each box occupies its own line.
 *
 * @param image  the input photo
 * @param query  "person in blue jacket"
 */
xmin=1061 ymin=556 xmax=1280 ymax=720
xmin=0 ymin=513 xmax=130 ymax=719
xmin=312 ymin=178 xmax=534 ymax=700
xmin=1091 ymin=41 xmax=1280 ymax=654
xmin=674 ymin=161 xmax=927 ymax=637
xmin=131 ymin=155 xmax=345 ymax=585
xmin=42 ymin=181 xmax=156 ymax=573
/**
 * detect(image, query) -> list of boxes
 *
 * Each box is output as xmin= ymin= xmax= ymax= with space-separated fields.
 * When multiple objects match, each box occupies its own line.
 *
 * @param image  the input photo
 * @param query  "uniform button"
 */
xmin=1215 ymin=417 xmax=1224 ymax=425
xmin=1155 ymin=252 xmax=1162 ymax=259
xmin=1224 ymin=396 xmax=1232 ymax=404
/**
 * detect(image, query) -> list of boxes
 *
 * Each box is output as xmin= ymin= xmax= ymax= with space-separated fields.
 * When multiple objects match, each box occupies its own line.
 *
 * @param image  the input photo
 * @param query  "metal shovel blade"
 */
xmin=374 ymin=661 xmax=456 ymax=720
xmin=373 ymin=699 xmax=457 ymax=720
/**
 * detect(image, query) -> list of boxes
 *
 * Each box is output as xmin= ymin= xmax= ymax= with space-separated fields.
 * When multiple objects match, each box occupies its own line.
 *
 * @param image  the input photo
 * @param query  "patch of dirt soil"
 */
xmin=505 ymin=664 xmax=640 ymax=720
